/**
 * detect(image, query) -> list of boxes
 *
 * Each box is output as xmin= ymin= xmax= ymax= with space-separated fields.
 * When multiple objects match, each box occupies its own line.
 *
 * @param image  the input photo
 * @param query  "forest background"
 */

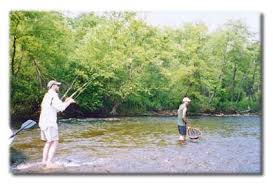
xmin=9 ymin=11 xmax=261 ymax=123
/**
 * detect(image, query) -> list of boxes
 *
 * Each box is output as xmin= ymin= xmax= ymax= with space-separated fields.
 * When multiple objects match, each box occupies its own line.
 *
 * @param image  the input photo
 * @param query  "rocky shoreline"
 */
xmin=133 ymin=110 xmax=260 ymax=117
xmin=58 ymin=110 xmax=260 ymax=123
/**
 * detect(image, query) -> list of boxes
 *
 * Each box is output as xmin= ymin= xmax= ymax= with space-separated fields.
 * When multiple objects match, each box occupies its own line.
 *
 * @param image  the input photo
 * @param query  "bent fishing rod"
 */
xmin=61 ymin=76 xmax=78 ymax=100
xmin=69 ymin=80 xmax=91 ymax=99
xmin=61 ymin=77 xmax=91 ymax=101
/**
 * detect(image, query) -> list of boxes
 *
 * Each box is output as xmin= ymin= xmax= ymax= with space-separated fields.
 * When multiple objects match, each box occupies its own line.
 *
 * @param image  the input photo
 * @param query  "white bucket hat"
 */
xmin=182 ymin=97 xmax=191 ymax=103
xmin=47 ymin=80 xmax=61 ymax=89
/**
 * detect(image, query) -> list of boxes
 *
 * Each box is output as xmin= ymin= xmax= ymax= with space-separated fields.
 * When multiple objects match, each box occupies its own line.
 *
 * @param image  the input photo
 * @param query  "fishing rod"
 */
xmin=73 ymin=83 xmax=89 ymax=99
xmin=69 ymin=80 xmax=91 ymax=99
xmin=61 ymin=76 xmax=78 ymax=100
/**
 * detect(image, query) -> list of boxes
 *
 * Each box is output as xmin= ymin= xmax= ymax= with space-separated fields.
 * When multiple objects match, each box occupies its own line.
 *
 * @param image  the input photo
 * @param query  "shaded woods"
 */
xmin=10 ymin=11 xmax=261 ymax=123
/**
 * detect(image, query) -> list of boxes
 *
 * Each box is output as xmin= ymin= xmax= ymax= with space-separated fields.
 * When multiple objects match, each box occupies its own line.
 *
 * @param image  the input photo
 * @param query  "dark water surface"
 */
xmin=10 ymin=116 xmax=262 ymax=174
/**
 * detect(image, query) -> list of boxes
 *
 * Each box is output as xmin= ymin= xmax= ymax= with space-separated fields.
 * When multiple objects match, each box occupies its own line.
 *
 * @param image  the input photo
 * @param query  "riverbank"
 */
xmin=136 ymin=110 xmax=260 ymax=117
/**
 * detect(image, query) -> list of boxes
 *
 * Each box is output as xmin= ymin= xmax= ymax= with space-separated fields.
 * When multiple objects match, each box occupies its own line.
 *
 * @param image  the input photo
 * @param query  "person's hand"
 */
xmin=65 ymin=97 xmax=75 ymax=104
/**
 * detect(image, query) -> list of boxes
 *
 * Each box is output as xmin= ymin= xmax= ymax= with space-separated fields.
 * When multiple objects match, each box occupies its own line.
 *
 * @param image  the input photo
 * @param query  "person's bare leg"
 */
xmin=179 ymin=135 xmax=185 ymax=144
xmin=42 ymin=141 xmax=52 ymax=165
xmin=46 ymin=140 xmax=58 ymax=168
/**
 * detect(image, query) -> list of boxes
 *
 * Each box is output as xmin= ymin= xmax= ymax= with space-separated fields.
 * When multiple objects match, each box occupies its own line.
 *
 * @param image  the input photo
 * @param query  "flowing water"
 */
xmin=10 ymin=115 xmax=262 ymax=174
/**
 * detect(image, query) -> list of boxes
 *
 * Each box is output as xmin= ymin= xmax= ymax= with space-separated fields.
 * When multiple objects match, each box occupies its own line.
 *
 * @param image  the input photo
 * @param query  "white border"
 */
xmin=1 ymin=0 xmax=272 ymax=184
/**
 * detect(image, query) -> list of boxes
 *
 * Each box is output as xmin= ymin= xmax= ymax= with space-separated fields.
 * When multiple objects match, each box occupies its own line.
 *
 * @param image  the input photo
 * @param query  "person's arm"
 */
xmin=51 ymin=95 xmax=74 ymax=112
xmin=182 ymin=107 xmax=190 ymax=125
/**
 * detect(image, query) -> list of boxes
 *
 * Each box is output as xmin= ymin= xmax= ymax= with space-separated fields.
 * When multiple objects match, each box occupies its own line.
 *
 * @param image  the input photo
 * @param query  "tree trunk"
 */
xmin=208 ymin=91 xmax=215 ymax=104
xmin=250 ymin=60 xmax=258 ymax=101
xmin=184 ymin=81 xmax=193 ymax=97
xmin=11 ymin=16 xmax=20 ymax=76
xmin=110 ymin=102 xmax=121 ymax=115
xmin=11 ymin=35 xmax=17 ymax=75
xmin=236 ymin=74 xmax=247 ymax=103
xmin=33 ymin=59 xmax=43 ymax=88
xmin=231 ymin=63 xmax=237 ymax=101
xmin=14 ymin=56 xmax=23 ymax=76
xmin=209 ymin=43 xmax=228 ymax=103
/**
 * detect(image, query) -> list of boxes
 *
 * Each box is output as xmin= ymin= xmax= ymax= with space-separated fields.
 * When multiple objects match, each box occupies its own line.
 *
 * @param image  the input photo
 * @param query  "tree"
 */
xmin=10 ymin=11 xmax=262 ymax=121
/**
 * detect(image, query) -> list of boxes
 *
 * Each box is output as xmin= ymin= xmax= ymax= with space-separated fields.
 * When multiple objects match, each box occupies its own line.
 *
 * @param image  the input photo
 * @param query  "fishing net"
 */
xmin=187 ymin=127 xmax=201 ymax=139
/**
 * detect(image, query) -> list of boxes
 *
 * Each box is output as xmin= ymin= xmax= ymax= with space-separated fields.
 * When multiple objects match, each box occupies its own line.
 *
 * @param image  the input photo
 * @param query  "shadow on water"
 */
xmin=10 ymin=147 xmax=27 ymax=166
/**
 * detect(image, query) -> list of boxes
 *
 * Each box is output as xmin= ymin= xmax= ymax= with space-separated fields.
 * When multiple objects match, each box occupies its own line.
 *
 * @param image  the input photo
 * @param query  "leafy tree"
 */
xmin=10 ymin=11 xmax=262 ymax=122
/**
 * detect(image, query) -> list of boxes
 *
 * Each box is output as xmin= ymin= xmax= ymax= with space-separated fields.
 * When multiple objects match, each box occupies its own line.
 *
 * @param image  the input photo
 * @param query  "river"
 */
xmin=10 ymin=115 xmax=262 ymax=174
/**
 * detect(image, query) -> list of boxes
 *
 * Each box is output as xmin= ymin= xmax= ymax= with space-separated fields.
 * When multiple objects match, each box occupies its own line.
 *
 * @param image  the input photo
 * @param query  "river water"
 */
xmin=10 ymin=115 xmax=262 ymax=174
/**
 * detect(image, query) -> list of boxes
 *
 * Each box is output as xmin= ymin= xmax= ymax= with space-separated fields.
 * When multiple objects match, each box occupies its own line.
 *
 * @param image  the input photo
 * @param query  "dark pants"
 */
xmin=178 ymin=125 xmax=187 ymax=136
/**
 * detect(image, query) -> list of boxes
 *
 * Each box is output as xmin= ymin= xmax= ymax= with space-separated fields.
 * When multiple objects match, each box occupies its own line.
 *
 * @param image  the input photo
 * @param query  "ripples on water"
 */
xmin=10 ymin=116 xmax=261 ymax=174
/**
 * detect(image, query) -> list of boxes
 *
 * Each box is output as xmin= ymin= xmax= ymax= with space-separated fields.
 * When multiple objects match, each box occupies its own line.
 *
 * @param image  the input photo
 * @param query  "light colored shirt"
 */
xmin=38 ymin=89 xmax=70 ymax=130
xmin=177 ymin=103 xmax=187 ymax=126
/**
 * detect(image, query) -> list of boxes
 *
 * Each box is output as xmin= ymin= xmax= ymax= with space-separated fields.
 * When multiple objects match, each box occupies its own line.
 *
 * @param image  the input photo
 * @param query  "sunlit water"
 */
xmin=10 ymin=116 xmax=262 ymax=174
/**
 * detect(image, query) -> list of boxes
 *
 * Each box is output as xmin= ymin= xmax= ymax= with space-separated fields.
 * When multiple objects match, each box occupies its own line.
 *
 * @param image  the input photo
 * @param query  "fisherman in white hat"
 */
xmin=176 ymin=96 xmax=191 ymax=144
xmin=39 ymin=80 xmax=75 ymax=168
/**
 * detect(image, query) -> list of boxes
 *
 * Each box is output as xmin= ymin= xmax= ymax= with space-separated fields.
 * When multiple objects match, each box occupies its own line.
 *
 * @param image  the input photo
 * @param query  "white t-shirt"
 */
xmin=38 ymin=89 xmax=70 ymax=130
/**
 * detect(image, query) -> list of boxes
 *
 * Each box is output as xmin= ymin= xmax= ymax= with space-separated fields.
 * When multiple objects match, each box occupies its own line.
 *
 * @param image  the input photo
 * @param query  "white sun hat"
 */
xmin=182 ymin=97 xmax=191 ymax=103
xmin=47 ymin=80 xmax=61 ymax=89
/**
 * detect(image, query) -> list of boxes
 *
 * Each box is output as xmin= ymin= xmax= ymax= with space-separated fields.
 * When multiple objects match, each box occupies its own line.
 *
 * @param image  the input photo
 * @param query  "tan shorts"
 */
xmin=41 ymin=127 xmax=59 ymax=142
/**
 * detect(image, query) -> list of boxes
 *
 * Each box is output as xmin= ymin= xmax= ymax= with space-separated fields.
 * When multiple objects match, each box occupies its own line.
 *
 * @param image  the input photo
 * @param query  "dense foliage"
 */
xmin=10 ymin=11 xmax=262 ymax=121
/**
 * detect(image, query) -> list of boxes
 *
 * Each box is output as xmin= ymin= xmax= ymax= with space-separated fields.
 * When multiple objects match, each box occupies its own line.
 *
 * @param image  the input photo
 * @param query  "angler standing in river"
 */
xmin=39 ymin=80 xmax=75 ymax=168
xmin=177 ymin=96 xmax=191 ymax=144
